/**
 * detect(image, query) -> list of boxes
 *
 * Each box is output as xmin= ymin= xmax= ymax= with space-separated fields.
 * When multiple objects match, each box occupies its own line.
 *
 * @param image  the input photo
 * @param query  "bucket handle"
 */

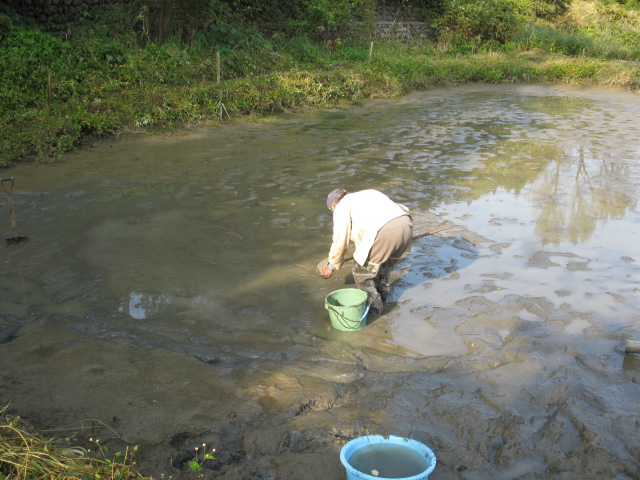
xmin=326 ymin=304 xmax=370 ymax=329
xmin=358 ymin=306 xmax=370 ymax=323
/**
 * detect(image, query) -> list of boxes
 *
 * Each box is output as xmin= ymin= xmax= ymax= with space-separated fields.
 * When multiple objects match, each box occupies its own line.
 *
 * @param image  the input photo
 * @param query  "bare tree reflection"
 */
xmin=532 ymin=147 xmax=636 ymax=246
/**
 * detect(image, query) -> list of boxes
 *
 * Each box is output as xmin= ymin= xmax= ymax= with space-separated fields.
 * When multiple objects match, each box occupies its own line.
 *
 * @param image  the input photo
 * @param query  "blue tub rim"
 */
xmin=339 ymin=434 xmax=437 ymax=480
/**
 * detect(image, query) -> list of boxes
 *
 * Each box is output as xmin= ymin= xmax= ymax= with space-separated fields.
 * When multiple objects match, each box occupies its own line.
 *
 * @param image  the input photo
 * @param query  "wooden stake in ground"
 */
xmin=47 ymin=72 xmax=52 ymax=108
xmin=216 ymin=50 xmax=221 ymax=84
xmin=1 ymin=177 xmax=29 ymax=245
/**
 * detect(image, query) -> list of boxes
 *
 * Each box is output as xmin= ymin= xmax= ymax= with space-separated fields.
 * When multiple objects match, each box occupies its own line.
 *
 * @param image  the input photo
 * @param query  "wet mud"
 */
xmin=1 ymin=84 xmax=639 ymax=479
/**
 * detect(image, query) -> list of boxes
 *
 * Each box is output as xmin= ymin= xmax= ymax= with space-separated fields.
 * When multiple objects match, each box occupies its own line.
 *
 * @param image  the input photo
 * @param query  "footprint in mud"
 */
xmin=0 ymin=325 xmax=20 ymax=344
xmin=526 ymin=251 xmax=587 ymax=269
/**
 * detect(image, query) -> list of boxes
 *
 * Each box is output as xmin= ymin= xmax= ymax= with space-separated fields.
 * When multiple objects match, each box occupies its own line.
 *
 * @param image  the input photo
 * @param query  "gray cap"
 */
xmin=326 ymin=188 xmax=348 ymax=210
xmin=327 ymin=188 xmax=349 ymax=210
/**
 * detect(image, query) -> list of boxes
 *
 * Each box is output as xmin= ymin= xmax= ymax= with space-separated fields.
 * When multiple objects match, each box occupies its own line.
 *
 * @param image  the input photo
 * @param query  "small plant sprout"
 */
xmin=187 ymin=443 xmax=216 ymax=472
xmin=88 ymin=437 xmax=141 ymax=478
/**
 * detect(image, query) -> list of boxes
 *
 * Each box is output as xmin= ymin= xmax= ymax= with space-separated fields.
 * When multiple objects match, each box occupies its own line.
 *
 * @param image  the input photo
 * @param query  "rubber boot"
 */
xmin=375 ymin=258 xmax=399 ymax=301
xmin=353 ymin=263 xmax=383 ymax=315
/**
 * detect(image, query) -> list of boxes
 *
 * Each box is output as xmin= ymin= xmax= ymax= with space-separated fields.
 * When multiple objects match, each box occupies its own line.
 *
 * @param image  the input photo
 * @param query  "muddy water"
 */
xmin=1 ymin=84 xmax=639 ymax=479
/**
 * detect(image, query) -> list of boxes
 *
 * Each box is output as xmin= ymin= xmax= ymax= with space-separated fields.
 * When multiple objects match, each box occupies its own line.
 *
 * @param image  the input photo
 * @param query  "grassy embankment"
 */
xmin=0 ymin=0 xmax=639 ymax=168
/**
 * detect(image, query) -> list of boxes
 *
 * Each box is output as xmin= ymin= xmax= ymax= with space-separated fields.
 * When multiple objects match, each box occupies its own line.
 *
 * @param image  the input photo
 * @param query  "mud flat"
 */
xmin=1 ymin=84 xmax=639 ymax=479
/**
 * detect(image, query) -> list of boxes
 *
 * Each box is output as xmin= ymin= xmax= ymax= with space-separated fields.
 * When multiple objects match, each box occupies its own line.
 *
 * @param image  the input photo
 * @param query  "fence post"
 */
xmin=47 ymin=72 xmax=52 ymax=108
xmin=216 ymin=51 xmax=221 ymax=84
xmin=369 ymin=41 xmax=374 ymax=62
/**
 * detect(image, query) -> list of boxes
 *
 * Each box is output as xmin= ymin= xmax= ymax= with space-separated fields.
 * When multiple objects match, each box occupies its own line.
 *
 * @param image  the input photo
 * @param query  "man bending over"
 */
xmin=320 ymin=188 xmax=412 ymax=314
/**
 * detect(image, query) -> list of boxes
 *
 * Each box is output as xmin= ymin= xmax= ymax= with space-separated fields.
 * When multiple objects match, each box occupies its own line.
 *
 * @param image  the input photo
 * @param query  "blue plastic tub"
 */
xmin=340 ymin=435 xmax=436 ymax=480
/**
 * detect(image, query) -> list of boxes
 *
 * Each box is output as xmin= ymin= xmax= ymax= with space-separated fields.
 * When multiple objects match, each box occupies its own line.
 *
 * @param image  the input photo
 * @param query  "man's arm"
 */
xmin=322 ymin=207 xmax=351 ymax=278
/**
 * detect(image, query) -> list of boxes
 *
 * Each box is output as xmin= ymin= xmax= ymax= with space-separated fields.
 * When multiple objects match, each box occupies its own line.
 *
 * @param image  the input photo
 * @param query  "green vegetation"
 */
xmin=0 ymin=405 xmax=145 ymax=479
xmin=0 ymin=0 xmax=639 ymax=167
xmin=188 ymin=443 xmax=216 ymax=472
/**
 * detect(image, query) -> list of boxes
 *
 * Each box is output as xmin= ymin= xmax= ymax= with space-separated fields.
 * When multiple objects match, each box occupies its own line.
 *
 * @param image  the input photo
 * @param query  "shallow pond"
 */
xmin=1 ymin=84 xmax=639 ymax=479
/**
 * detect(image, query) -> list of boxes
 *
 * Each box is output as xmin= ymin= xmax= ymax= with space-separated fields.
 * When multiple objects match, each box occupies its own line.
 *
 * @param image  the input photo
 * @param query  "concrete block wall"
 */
xmin=374 ymin=21 xmax=434 ymax=43
xmin=326 ymin=21 xmax=435 ymax=44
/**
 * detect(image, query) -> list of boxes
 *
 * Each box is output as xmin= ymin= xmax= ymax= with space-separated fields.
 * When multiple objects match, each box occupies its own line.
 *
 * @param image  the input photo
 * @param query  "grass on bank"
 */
xmin=1 ymin=0 xmax=640 ymax=168
xmin=0 ymin=406 xmax=146 ymax=480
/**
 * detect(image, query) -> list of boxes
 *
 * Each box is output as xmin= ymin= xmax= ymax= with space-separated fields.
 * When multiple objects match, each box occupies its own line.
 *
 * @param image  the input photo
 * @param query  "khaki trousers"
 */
xmin=368 ymin=214 xmax=413 ymax=266
xmin=353 ymin=215 xmax=412 ymax=313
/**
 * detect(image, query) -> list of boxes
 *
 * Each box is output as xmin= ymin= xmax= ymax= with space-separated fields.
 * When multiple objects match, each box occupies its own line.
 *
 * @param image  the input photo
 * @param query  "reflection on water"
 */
xmin=122 ymin=292 xmax=160 ymax=320
xmin=120 ymin=292 xmax=214 ymax=320
xmin=1 ymin=83 xmax=638 ymax=349
xmin=1 ymin=84 xmax=639 ymax=479
xmin=1 ymin=83 xmax=638 ymax=355
xmin=532 ymin=146 xmax=636 ymax=245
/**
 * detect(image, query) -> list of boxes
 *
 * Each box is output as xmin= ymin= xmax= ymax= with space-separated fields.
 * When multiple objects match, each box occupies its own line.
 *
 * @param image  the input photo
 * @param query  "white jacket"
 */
xmin=328 ymin=189 xmax=411 ymax=269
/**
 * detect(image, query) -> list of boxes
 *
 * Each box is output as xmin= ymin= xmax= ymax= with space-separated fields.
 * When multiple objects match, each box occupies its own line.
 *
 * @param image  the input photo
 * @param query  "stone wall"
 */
xmin=327 ymin=21 xmax=435 ymax=44
xmin=374 ymin=21 xmax=434 ymax=43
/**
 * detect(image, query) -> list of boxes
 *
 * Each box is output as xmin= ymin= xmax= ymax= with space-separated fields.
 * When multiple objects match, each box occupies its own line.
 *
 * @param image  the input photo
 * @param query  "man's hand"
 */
xmin=320 ymin=267 xmax=334 ymax=279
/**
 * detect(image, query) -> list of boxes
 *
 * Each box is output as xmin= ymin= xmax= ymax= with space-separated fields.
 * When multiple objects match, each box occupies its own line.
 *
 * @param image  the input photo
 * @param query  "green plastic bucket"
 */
xmin=324 ymin=288 xmax=369 ymax=331
xmin=340 ymin=435 xmax=437 ymax=480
